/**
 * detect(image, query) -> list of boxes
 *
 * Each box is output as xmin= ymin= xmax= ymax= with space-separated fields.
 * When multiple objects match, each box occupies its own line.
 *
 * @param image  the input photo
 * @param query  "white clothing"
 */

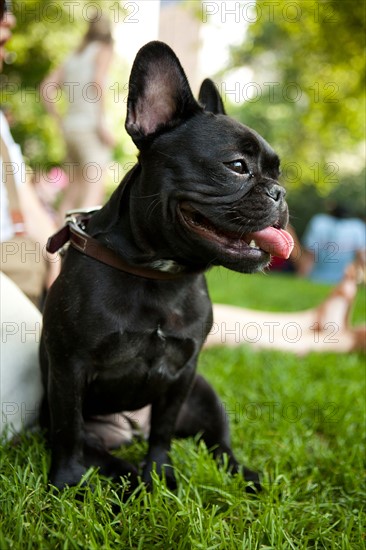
xmin=0 ymin=112 xmax=25 ymax=241
xmin=0 ymin=273 xmax=43 ymax=439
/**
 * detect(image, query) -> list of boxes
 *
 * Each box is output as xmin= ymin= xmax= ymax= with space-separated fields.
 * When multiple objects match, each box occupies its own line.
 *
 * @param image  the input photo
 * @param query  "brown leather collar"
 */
xmin=47 ymin=212 xmax=196 ymax=281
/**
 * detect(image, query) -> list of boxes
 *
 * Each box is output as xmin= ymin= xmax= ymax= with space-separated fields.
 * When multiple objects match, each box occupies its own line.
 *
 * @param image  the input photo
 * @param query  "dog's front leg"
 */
xmin=142 ymin=374 xmax=194 ymax=490
xmin=142 ymin=403 xmax=178 ymax=490
xmin=47 ymin=362 xmax=88 ymax=490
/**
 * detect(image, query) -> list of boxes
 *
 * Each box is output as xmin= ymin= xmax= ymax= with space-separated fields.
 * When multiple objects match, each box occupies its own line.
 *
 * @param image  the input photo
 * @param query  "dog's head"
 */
xmin=125 ymin=41 xmax=293 ymax=274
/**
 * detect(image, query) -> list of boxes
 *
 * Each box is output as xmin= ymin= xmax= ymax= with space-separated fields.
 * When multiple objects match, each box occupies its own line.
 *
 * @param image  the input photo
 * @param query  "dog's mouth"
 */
xmin=178 ymin=202 xmax=294 ymax=260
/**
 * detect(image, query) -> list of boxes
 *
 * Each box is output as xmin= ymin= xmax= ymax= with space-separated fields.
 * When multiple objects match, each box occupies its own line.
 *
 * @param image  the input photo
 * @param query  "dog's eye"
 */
xmin=224 ymin=160 xmax=250 ymax=175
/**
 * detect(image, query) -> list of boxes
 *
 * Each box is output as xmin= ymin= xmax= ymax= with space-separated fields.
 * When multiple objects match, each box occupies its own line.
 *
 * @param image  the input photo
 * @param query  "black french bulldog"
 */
xmin=40 ymin=41 xmax=293 ymax=492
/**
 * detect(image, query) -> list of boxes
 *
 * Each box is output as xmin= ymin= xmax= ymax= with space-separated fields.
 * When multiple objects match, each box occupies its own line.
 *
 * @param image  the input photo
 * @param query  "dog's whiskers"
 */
xmin=146 ymin=198 xmax=163 ymax=220
xmin=155 ymin=149 xmax=176 ymax=160
xmin=131 ymin=193 xmax=160 ymax=199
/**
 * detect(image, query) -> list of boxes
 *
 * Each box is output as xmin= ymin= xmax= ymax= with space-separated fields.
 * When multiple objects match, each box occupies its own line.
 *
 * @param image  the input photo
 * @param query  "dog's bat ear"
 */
xmin=125 ymin=41 xmax=202 ymax=148
xmin=198 ymin=79 xmax=226 ymax=115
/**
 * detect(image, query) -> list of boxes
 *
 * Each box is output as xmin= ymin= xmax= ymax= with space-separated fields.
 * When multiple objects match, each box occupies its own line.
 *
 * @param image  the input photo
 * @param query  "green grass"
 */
xmin=1 ymin=270 xmax=365 ymax=549
xmin=206 ymin=269 xmax=365 ymax=324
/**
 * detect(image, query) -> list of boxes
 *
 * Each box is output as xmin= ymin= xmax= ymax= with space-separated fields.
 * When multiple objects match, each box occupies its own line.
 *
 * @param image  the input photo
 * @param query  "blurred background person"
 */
xmin=300 ymin=203 xmax=366 ymax=284
xmin=40 ymin=12 xmax=116 ymax=222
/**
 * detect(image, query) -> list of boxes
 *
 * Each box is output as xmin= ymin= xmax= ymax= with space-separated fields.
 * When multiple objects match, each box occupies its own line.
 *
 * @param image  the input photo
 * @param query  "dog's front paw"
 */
xmin=164 ymin=466 xmax=177 ymax=490
xmin=242 ymin=467 xmax=262 ymax=495
xmin=142 ymin=458 xmax=177 ymax=491
xmin=49 ymin=460 xmax=88 ymax=490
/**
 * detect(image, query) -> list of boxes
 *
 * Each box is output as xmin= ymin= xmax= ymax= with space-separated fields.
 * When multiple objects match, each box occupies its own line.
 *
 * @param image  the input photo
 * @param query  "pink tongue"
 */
xmin=249 ymin=227 xmax=294 ymax=259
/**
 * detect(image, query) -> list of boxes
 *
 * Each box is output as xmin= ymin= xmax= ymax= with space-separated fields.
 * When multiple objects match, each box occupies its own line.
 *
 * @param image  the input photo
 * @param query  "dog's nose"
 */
xmin=265 ymin=184 xmax=284 ymax=202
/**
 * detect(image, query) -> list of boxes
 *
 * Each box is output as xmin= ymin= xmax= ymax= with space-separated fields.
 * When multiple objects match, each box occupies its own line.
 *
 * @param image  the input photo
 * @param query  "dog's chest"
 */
xmin=97 ymin=323 xmax=191 ymax=368
xmin=80 ymin=275 xmax=212 ymax=407
xmin=87 ymin=323 xmax=196 ymax=409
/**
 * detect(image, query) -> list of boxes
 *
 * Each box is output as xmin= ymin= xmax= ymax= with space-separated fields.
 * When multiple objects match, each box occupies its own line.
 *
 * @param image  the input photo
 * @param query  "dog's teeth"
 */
xmin=249 ymin=240 xmax=256 ymax=248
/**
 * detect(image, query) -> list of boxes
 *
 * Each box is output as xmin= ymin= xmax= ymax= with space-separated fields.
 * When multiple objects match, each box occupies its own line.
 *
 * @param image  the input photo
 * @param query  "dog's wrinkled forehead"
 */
xmin=203 ymin=115 xmax=277 ymax=159
xmin=151 ymin=112 xmax=280 ymax=172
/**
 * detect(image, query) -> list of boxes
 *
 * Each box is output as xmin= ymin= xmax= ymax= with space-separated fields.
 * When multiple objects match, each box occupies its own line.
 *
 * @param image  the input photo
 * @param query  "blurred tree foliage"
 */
xmin=225 ymin=0 xmax=365 ymax=230
xmin=0 ymin=0 xmax=130 ymax=175
xmin=1 ymin=0 xmax=82 ymax=165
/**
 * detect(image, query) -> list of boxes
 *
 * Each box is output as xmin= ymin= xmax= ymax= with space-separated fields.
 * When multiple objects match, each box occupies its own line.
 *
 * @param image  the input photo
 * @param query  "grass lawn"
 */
xmin=1 ymin=270 xmax=365 ymax=549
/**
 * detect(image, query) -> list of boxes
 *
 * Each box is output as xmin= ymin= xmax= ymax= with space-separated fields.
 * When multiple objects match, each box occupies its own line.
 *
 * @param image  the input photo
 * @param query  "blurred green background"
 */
xmin=227 ymin=0 xmax=365 ymax=235
xmin=1 ymin=0 xmax=365 ymax=237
